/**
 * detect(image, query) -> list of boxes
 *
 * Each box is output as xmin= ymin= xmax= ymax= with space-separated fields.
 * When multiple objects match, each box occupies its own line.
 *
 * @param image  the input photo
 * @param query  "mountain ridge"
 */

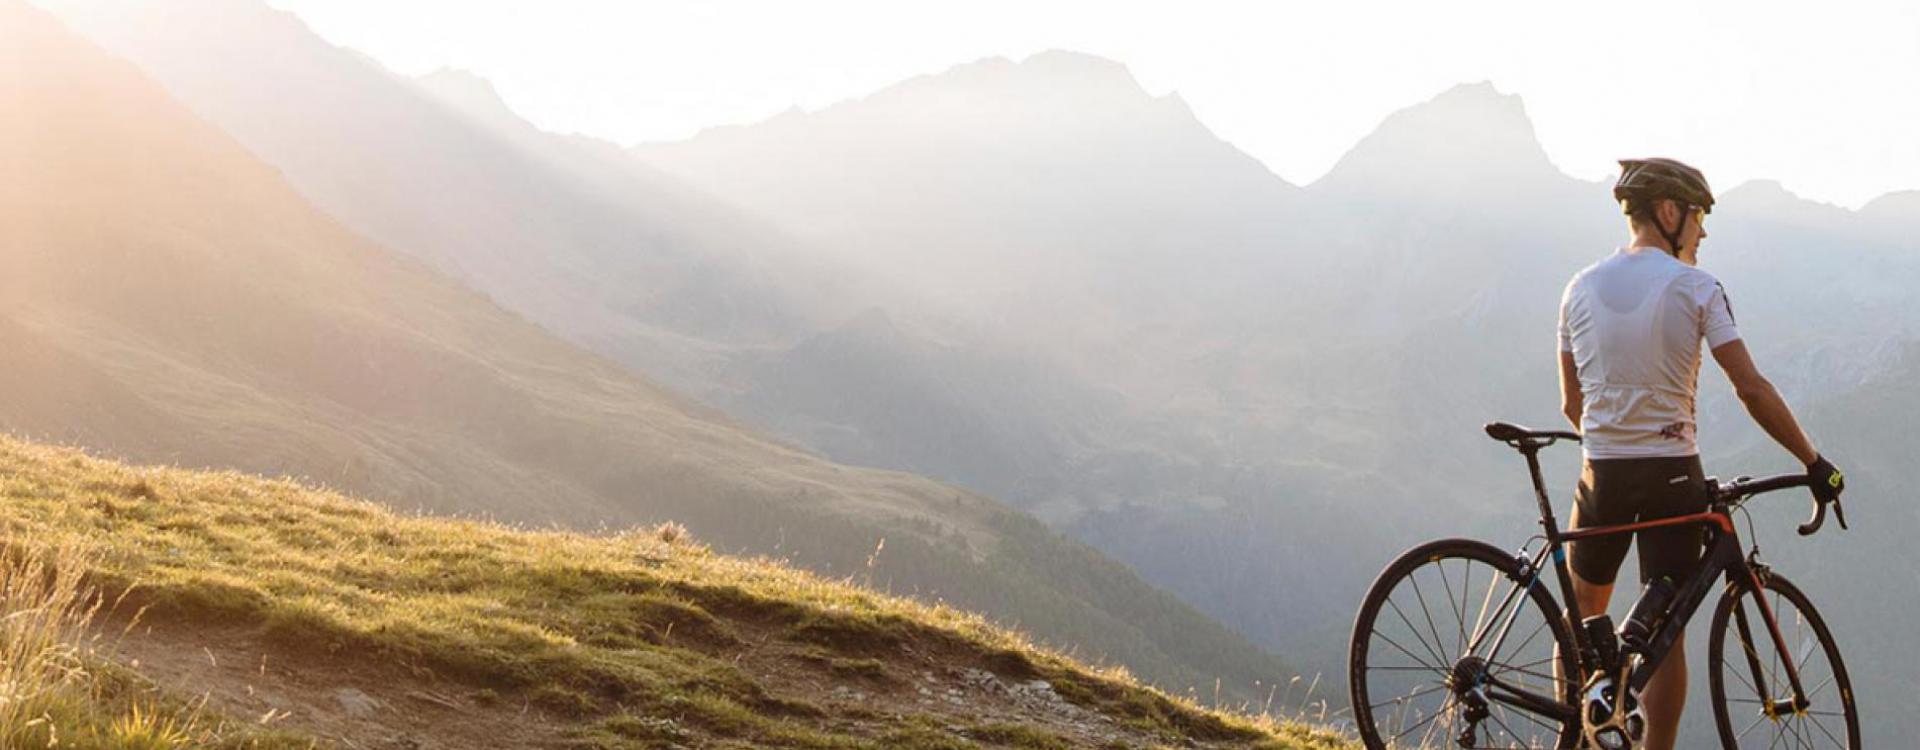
xmin=9 ymin=0 xmax=1296 ymax=698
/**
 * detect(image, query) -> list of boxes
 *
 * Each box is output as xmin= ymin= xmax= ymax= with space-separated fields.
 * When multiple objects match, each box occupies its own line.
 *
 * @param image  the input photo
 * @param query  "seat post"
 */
xmin=1522 ymin=445 xmax=1562 ymax=539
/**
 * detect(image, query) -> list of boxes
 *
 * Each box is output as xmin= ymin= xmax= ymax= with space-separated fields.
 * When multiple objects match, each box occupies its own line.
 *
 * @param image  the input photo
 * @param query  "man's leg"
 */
xmin=1635 ymin=457 xmax=1709 ymax=750
xmin=1559 ymin=502 xmax=1618 ymax=685
xmin=1641 ymin=639 xmax=1686 ymax=750
xmin=1571 ymin=572 xmax=1614 ymax=622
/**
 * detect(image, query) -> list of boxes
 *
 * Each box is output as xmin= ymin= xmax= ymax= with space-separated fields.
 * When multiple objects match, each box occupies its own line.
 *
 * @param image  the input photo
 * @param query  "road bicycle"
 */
xmin=1346 ymin=421 xmax=1858 ymax=748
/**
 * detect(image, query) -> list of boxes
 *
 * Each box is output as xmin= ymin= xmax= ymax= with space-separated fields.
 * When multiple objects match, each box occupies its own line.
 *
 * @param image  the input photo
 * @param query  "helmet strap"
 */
xmin=1654 ymin=201 xmax=1687 ymax=258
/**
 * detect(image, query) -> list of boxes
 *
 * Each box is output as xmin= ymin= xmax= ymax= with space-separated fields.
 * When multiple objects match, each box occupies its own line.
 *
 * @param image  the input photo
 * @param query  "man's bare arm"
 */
xmin=1711 ymin=339 xmax=1818 ymax=464
xmin=1559 ymin=350 xmax=1582 ymax=430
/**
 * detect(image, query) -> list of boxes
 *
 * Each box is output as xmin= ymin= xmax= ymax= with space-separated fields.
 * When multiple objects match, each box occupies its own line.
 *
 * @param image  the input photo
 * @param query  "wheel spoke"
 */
xmin=1368 ymin=681 xmax=1448 ymax=710
xmin=1769 ymin=590 xmax=1785 ymax=696
xmin=1434 ymin=560 xmax=1469 ymax=656
xmin=1803 ymin=674 xmax=1835 ymax=701
xmin=1372 ymin=629 xmax=1446 ymax=677
xmin=1765 ymin=719 xmax=1788 ymax=750
xmin=1404 ymin=571 xmax=1458 ymax=665
xmin=1489 ymin=620 xmax=1551 ymax=674
xmin=1391 ymin=695 xmax=1448 ymax=741
xmin=1492 ymin=663 xmax=1561 ymax=686
xmin=1805 ymin=711 xmax=1846 ymax=748
xmin=1416 ymin=694 xmax=1456 ymax=748
xmin=1457 ymin=560 xmax=1474 ymax=654
xmin=1728 ymin=609 xmax=1764 ymax=697
xmin=1469 ymin=557 xmax=1502 ymax=653
xmin=1386 ymin=595 xmax=1451 ymax=669
xmin=1485 ymin=708 xmax=1529 ymax=747
xmin=1500 ymin=699 xmax=1562 ymax=734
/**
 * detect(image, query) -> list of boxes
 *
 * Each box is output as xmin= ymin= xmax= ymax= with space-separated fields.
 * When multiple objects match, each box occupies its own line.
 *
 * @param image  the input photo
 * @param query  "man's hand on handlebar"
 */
xmin=1800 ymin=454 xmax=1849 ymax=535
xmin=1806 ymin=455 xmax=1845 ymax=503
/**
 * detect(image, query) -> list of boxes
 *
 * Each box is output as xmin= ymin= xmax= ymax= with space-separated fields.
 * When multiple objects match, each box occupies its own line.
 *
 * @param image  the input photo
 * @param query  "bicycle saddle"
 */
xmin=1484 ymin=421 xmax=1581 ymax=443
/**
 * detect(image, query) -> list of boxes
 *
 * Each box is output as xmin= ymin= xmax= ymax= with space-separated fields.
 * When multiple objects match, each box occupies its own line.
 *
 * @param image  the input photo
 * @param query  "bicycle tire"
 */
xmin=1349 ymin=538 xmax=1580 ymax=749
xmin=1708 ymin=571 xmax=1860 ymax=749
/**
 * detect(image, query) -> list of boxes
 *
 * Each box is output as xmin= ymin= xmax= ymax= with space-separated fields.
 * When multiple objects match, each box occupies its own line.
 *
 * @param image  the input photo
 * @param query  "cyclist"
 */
xmin=1555 ymin=157 xmax=1846 ymax=749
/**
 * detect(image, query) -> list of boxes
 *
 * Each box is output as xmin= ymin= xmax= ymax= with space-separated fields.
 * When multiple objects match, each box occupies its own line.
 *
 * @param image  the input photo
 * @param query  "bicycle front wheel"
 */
xmin=1708 ymin=571 xmax=1860 ymax=749
xmin=1348 ymin=538 xmax=1578 ymax=749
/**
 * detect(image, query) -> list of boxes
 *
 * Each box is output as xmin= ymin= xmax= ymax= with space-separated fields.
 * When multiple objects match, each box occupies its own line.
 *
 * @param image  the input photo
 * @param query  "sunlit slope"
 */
xmin=0 ymin=437 xmax=1349 ymax=749
xmin=40 ymin=0 xmax=852 ymax=398
xmin=0 ymin=1 xmax=1291 ymax=696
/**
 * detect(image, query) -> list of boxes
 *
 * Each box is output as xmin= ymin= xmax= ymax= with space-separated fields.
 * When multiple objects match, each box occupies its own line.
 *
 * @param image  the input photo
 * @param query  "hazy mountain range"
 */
xmin=637 ymin=46 xmax=1920 ymax=744
xmin=5 ymin=0 xmax=1294 ymax=699
xmin=22 ymin=0 xmax=1920 ymax=743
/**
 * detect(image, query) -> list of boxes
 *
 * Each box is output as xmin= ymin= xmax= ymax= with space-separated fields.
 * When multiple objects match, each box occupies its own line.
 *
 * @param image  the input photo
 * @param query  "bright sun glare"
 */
xmin=262 ymin=0 xmax=1917 ymax=208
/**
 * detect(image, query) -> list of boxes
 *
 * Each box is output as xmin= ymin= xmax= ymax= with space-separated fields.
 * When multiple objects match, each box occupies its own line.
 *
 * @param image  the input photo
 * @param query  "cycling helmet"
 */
xmin=1614 ymin=157 xmax=1712 ymax=255
xmin=1614 ymin=158 xmax=1713 ymax=213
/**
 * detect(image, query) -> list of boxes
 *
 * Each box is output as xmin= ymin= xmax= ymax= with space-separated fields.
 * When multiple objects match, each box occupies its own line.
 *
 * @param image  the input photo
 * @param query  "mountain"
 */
xmin=36 ymin=0 xmax=857 ymax=398
xmin=0 ymin=435 xmax=1348 ymax=748
xmin=637 ymin=50 xmax=1302 ymax=321
xmin=631 ymin=53 xmax=1571 ymax=657
xmin=637 ymin=56 xmax=1920 ymax=745
xmin=1859 ymin=189 xmax=1920 ymax=245
xmin=2 ymin=0 xmax=1294 ymax=698
xmin=1309 ymin=82 xmax=1568 ymax=204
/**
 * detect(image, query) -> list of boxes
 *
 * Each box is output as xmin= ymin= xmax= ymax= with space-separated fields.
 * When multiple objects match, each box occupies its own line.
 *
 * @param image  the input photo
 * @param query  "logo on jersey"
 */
xmin=1658 ymin=421 xmax=1692 ymax=441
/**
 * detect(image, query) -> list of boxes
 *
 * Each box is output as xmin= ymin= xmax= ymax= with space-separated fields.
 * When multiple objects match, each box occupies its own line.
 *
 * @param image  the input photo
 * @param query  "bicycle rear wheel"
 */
xmin=1349 ymin=538 xmax=1578 ymax=749
xmin=1708 ymin=571 xmax=1859 ymax=749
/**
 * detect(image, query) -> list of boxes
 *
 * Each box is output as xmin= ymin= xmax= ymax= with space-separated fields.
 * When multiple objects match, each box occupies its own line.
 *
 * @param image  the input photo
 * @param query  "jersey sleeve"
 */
xmin=1700 ymin=278 xmax=1741 ymax=348
xmin=1557 ymin=278 xmax=1577 ymax=352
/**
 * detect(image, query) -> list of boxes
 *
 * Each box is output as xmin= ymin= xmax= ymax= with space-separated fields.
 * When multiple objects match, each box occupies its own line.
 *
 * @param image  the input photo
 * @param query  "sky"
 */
xmin=265 ymin=0 xmax=1920 ymax=209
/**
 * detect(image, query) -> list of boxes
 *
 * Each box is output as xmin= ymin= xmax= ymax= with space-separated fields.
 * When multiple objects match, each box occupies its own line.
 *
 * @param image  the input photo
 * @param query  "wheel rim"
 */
xmin=1714 ymin=582 xmax=1855 ymax=749
xmin=1354 ymin=547 xmax=1572 ymax=749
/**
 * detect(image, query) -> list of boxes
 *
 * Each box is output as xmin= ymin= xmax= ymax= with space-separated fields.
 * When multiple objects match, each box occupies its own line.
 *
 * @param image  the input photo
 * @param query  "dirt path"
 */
xmin=106 ymin=615 xmax=1258 ymax=749
xmin=106 ymin=619 xmax=574 ymax=750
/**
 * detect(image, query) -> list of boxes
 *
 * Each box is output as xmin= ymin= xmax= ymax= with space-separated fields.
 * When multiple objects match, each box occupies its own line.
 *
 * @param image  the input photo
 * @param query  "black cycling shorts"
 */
xmin=1568 ymin=456 xmax=1710 ymax=587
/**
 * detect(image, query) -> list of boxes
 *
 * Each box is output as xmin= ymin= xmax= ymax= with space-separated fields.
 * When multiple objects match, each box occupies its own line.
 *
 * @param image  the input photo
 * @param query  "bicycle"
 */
xmin=1346 ymin=421 xmax=1858 ymax=749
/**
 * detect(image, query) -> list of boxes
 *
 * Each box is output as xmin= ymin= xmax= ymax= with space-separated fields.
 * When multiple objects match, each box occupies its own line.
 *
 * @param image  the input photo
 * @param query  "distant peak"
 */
xmin=893 ymin=48 xmax=1153 ymax=104
xmin=1860 ymin=189 xmax=1920 ymax=219
xmin=418 ymin=68 xmax=501 ymax=99
xmin=1721 ymin=179 xmax=1799 ymax=203
xmin=1017 ymin=49 xmax=1137 ymax=78
xmin=1312 ymin=80 xmax=1560 ymax=195
xmin=1381 ymin=80 xmax=1537 ymax=143
xmin=1434 ymin=80 xmax=1514 ymax=101
xmin=414 ymin=67 xmax=525 ymax=129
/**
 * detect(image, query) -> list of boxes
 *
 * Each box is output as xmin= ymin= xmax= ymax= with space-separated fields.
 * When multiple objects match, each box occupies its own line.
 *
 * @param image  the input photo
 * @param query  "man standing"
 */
xmin=1555 ymin=157 xmax=1845 ymax=749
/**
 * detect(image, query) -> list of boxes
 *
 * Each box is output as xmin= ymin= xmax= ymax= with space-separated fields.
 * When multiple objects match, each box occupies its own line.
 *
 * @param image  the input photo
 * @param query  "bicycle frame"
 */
xmin=1456 ymin=442 xmax=1810 ymax=725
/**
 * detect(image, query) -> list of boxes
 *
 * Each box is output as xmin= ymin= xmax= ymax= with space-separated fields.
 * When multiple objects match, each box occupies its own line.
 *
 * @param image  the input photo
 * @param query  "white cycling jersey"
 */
xmin=1557 ymin=247 xmax=1741 ymax=460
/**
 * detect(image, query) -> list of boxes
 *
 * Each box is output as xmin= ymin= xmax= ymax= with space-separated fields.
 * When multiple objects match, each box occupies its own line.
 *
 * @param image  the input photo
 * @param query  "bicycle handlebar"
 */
xmin=1713 ymin=474 xmax=1848 ymax=537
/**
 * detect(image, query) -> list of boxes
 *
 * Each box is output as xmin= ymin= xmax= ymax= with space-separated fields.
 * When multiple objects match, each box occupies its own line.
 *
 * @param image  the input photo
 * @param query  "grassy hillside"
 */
xmin=0 ymin=0 xmax=1290 ymax=697
xmin=0 ymin=436 xmax=1348 ymax=749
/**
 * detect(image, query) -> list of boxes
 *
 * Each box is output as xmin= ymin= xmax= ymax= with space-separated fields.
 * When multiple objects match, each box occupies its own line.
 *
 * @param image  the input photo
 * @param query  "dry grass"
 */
xmin=0 ymin=534 xmax=312 ymax=748
xmin=0 ymin=435 xmax=1352 ymax=748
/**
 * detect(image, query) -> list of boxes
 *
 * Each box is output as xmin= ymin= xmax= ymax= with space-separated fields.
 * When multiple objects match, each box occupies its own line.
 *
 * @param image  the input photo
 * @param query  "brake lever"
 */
xmin=1797 ymin=497 xmax=1827 ymax=536
xmin=1833 ymin=498 xmax=1849 ymax=530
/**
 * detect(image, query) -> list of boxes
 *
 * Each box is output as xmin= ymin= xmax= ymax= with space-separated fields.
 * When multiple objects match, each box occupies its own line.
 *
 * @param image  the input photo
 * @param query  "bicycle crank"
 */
xmin=1580 ymin=671 xmax=1646 ymax=750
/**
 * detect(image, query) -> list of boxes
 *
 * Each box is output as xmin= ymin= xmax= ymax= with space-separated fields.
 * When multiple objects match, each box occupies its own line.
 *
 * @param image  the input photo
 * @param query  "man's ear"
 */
xmin=1657 ymin=199 xmax=1681 ymax=229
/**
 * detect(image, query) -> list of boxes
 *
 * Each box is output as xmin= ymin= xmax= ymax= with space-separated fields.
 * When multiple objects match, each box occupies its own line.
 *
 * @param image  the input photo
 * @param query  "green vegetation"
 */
xmin=0 ymin=436 xmax=1349 ymax=747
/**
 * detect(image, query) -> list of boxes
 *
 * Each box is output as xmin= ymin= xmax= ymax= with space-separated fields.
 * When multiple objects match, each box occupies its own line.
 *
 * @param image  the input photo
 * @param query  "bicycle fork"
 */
xmin=1731 ymin=565 xmax=1813 ymax=720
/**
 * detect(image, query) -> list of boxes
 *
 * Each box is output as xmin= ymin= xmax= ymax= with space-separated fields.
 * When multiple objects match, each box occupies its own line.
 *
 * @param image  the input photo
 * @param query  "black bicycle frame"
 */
xmin=1457 ymin=442 xmax=1809 ymax=724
